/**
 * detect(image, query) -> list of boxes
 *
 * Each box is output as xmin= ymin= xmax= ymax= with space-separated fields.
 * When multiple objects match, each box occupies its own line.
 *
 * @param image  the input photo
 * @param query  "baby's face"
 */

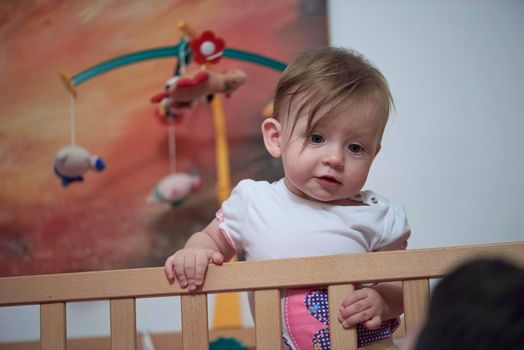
xmin=279 ymin=100 xmax=383 ymax=204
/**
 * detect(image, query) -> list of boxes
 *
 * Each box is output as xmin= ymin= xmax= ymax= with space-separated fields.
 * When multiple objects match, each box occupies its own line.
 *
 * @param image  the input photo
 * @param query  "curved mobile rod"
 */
xmin=72 ymin=46 xmax=179 ymax=85
xmin=71 ymin=46 xmax=286 ymax=86
xmin=223 ymin=48 xmax=287 ymax=71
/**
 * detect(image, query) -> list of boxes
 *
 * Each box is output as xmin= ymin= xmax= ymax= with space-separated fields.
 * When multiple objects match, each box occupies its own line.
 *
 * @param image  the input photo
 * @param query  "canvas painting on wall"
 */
xmin=0 ymin=0 xmax=328 ymax=276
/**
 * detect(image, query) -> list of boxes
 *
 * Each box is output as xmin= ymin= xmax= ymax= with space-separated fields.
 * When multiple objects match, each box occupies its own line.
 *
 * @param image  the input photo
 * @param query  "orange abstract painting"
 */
xmin=0 ymin=0 xmax=327 ymax=276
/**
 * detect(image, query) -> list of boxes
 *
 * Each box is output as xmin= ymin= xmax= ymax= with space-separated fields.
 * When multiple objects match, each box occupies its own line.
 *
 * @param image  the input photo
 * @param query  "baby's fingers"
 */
xmin=193 ymin=252 xmax=210 ymax=288
xmin=173 ymin=255 xmax=189 ymax=289
xmin=340 ymin=290 xmax=367 ymax=308
xmin=364 ymin=315 xmax=382 ymax=330
xmin=339 ymin=299 xmax=370 ymax=320
xmin=183 ymin=255 xmax=198 ymax=291
xmin=164 ymin=256 xmax=176 ymax=283
xmin=339 ymin=304 xmax=373 ymax=329
xmin=210 ymin=251 xmax=224 ymax=265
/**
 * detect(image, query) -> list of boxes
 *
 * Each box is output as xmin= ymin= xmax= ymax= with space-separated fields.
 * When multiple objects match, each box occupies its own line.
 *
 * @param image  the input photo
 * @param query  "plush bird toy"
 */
xmin=150 ymin=69 xmax=247 ymax=124
xmin=53 ymin=145 xmax=105 ymax=187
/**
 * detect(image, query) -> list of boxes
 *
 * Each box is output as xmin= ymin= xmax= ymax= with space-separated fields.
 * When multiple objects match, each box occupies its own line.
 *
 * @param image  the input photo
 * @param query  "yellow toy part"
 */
xmin=175 ymin=20 xmax=245 ymax=330
xmin=262 ymin=101 xmax=274 ymax=119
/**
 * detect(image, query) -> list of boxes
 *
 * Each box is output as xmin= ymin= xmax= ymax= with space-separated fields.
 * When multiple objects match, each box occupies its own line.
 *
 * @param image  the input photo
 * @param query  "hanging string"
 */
xmin=167 ymin=118 xmax=176 ymax=173
xmin=69 ymin=94 xmax=77 ymax=145
xmin=164 ymin=39 xmax=188 ymax=174
xmin=179 ymin=39 xmax=187 ymax=75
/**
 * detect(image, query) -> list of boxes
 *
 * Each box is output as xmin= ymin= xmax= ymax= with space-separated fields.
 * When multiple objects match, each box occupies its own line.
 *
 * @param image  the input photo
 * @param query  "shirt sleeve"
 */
xmin=373 ymin=202 xmax=411 ymax=251
xmin=216 ymin=179 xmax=252 ymax=253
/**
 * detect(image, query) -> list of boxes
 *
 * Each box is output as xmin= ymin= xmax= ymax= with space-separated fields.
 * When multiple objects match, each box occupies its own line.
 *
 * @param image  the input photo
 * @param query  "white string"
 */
xmin=70 ymin=94 xmax=76 ymax=145
xmin=179 ymin=40 xmax=186 ymax=75
xmin=164 ymin=40 xmax=187 ymax=173
xmin=167 ymin=118 xmax=176 ymax=173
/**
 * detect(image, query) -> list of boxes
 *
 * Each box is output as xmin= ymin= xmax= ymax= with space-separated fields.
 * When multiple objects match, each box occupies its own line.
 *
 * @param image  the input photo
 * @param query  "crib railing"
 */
xmin=1 ymin=242 xmax=523 ymax=350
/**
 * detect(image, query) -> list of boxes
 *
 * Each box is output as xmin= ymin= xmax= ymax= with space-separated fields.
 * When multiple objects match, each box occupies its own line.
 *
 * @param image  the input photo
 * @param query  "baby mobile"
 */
xmin=147 ymin=23 xmax=248 ymax=207
xmin=54 ymin=20 xmax=284 ymax=209
xmin=53 ymin=20 xmax=287 ymax=339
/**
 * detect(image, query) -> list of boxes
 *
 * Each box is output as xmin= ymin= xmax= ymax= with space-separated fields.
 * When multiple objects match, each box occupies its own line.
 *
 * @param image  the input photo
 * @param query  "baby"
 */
xmin=165 ymin=47 xmax=410 ymax=350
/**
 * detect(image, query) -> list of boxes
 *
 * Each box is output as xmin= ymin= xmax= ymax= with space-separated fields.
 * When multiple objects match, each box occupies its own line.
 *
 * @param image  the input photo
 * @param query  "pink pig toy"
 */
xmin=147 ymin=172 xmax=202 ymax=207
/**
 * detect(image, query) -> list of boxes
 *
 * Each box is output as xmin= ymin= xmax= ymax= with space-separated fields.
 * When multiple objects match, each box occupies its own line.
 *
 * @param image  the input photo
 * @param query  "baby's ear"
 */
xmin=261 ymin=118 xmax=282 ymax=158
xmin=374 ymin=143 xmax=381 ymax=158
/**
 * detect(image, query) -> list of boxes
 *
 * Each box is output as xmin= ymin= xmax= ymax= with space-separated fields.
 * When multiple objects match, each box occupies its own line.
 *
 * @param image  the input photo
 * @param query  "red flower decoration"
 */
xmin=189 ymin=30 xmax=225 ymax=65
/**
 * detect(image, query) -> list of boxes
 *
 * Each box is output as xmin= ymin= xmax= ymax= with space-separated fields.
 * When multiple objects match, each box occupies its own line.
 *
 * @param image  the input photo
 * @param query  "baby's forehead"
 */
xmin=292 ymin=95 xmax=382 ymax=121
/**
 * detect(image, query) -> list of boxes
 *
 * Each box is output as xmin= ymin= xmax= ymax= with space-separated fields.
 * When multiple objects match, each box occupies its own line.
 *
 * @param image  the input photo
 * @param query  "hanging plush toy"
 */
xmin=147 ymin=28 xmax=243 ymax=208
xmin=150 ymin=68 xmax=247 ymax=124
xmin=146 ymin=172 xmax=202 ymax=207
xmin=167 ymin=69 xmax=247 ymax=100
xmin=53 ymin=80 xmax=106 ymax=188
xmin=54 ymin=145 xmax=105 ymax=187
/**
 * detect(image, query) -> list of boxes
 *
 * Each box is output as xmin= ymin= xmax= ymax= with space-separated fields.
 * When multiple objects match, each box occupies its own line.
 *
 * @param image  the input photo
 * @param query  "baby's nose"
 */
xmin=321 ymin=151 xmax=344 ymax=169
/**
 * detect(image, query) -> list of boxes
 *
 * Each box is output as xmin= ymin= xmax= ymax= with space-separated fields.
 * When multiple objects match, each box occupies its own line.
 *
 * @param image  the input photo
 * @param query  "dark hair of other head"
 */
xmin=414 ymin=258 xmax=524 ymax=350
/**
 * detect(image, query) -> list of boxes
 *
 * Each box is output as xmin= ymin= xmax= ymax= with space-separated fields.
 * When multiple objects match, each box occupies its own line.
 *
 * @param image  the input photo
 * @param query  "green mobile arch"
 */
xmin=71 ymin=45 xmax=287 ymax=86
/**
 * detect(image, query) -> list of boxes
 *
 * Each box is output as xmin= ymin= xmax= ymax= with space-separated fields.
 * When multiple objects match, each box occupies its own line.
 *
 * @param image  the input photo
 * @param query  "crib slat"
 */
xmin=254 ymin=289 xmax=282 ymax=350
xmin=40 ymin=302 xmax=66 ymax=350
xmin=181 ymin=294 xmax=209 ymax=350
xmin=110 ymin=298 xmax=136 ymax=350
xmin=402 ymin=279 xmax=430 ymax=333
xmin=328 ymin=284 xmax=358 ymax=350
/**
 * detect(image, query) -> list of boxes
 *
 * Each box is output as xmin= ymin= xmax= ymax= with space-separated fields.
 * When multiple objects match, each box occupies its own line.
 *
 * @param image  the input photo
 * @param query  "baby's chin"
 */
xmin=305 ymin=192 xmax=348 ymax=204
xmin=291 ymin=190 xmax=338 ymax=203
xmin=306 ymin=192 xmax=362 ymax=206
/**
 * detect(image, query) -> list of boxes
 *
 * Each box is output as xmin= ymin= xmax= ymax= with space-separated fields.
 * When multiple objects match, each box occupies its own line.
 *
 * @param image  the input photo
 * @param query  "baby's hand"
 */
xmin=164 ymin=248 xmax=224 ymax=292
xmin=338 ymin=287 xmax=385 ymax=330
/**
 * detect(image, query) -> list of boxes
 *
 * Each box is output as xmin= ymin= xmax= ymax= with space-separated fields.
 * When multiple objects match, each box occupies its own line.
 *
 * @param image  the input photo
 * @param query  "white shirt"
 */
xmin=216 ymin=179 xmax=411 ymax=350
xmin=218 ymin=179 xmax=410 ymax=260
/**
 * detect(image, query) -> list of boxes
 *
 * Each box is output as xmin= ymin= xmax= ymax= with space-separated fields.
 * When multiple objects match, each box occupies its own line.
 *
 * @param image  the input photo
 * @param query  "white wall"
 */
xmin=2 ymin=0 xmax=524 ymax=343
xmin=329 ymin=0 xmax=524 ymax=248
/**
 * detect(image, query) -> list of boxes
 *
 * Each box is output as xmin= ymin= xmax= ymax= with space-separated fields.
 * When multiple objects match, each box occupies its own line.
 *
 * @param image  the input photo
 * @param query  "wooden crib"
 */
xmin=1 ymin=242 xmax=523 ymax=350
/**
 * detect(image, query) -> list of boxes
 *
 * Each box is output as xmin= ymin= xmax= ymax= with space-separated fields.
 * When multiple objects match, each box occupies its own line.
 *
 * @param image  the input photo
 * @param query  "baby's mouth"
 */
xmin=316 ymin=176 xmax=342 ymax=185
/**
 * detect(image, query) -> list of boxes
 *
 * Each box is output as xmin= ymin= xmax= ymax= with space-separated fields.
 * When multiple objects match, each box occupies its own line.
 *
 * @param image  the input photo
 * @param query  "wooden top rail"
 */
xmin=0 ymin=242 xmax=523 ymax=306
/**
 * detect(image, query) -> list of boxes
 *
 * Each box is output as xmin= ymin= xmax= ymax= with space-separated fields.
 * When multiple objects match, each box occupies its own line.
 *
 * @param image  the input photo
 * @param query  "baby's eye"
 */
xmin=348 ymin=144 xmax=363 ymax=153
xmin=308 ymin=134 xmax=325 ymax=144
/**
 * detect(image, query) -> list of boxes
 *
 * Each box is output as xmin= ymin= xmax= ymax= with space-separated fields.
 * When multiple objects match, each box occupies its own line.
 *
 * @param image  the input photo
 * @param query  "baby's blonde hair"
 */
xmin=273 ymin=47 xmax=393 ymax=142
